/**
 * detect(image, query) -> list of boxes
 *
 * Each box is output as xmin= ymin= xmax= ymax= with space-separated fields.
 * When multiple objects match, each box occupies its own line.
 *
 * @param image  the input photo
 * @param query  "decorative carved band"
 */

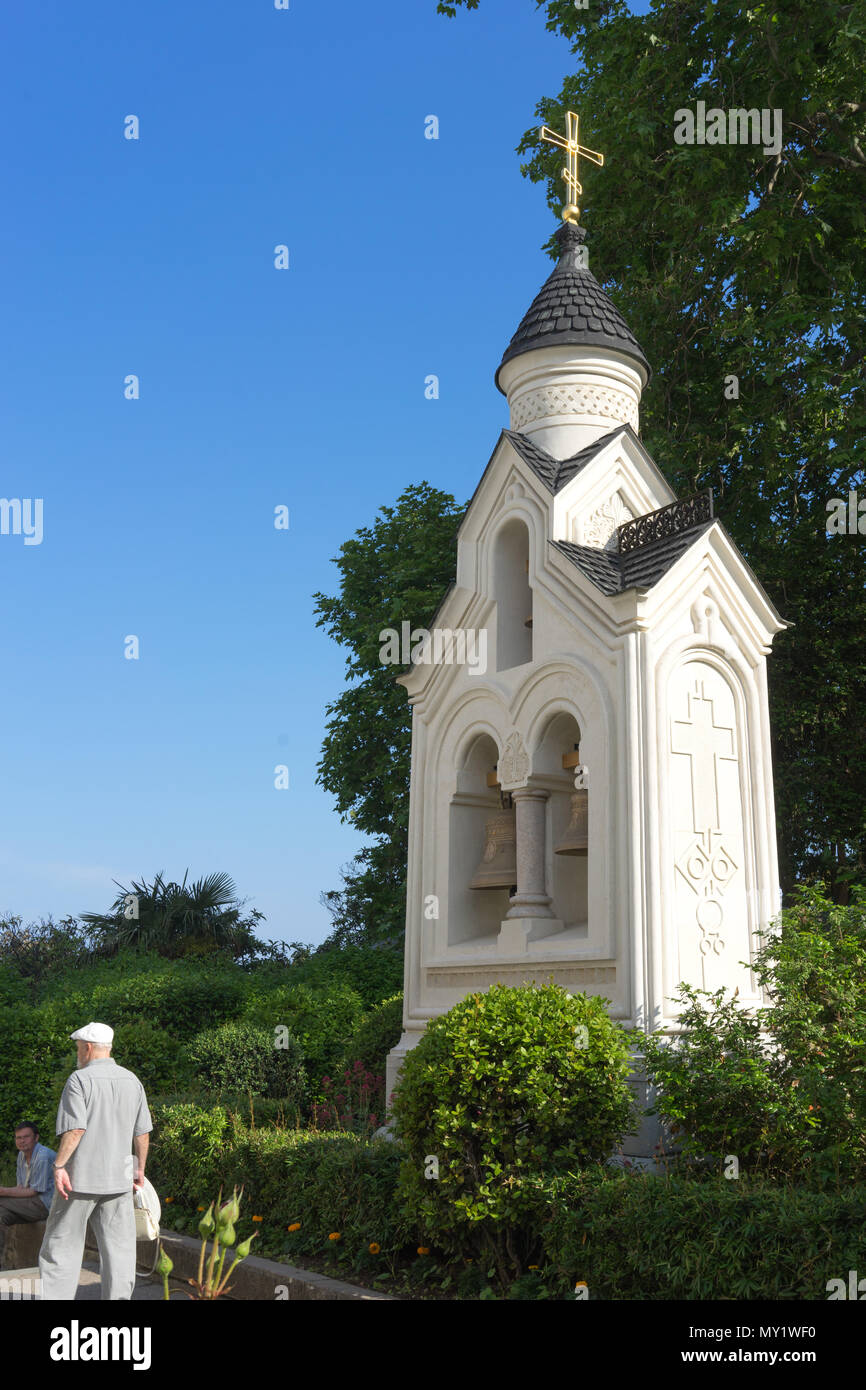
xmin=426 ymin=966 xmax=615 ymax=989
xmin=618 ymin=489 xmax=713 ymax=554
xmin=510 ymin=384 xmax=639 ymax=433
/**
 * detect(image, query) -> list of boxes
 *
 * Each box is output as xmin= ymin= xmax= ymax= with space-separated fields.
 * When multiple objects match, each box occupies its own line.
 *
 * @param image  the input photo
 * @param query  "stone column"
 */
xmin=498 ymin=788 xmax=563 ymax=954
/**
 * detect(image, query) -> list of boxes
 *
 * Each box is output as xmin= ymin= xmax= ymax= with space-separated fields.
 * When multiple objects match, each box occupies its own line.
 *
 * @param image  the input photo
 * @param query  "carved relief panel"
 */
xmin=667 ymin=661 xmax=752 ymax=997
xmin=574 ymin=491 xmax=634 ymax=550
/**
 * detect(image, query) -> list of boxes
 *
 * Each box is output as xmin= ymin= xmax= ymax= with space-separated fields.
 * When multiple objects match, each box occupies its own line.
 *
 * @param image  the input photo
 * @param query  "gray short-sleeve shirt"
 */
xmin=56 ymin=1057 xmax=152 ymax=1194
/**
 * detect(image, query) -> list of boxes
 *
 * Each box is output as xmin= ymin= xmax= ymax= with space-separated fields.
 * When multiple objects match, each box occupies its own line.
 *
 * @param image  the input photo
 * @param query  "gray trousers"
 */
xmin=39 ymin=1190 xmax=135 ymax=1301
xmin=0 ymin=1195 xmax=49 ymax=1226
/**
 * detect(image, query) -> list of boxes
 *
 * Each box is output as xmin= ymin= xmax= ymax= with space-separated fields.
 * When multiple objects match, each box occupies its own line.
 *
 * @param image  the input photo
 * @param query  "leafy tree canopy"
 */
xmin=313 ymin=484 xmax=465 ymax=943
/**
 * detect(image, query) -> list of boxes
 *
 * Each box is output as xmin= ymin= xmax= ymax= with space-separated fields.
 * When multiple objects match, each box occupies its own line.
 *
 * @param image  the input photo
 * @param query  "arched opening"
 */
xmin=447 ymin=732 xmax=512 ymax=946
xmin=533 ymin=711 xmax=589 ymax=935
xmin=494 ymin=519 xmax=533 ymax=671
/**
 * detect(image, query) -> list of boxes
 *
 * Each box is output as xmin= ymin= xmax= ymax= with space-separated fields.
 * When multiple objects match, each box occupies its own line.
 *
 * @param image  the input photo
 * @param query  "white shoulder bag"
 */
xmin=133 ymin=1177 xmax=162 ymax=1275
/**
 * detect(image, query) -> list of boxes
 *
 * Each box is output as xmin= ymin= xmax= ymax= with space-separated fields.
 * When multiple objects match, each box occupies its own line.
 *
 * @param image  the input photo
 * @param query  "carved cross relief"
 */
xmin=671 ymin=676 xmax=739 ymax=963
xmin=671 ymin=678 xmax=737 ymax=832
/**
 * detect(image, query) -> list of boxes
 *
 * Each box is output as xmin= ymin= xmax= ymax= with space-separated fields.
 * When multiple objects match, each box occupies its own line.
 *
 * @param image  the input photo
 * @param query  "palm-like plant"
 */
xmin=81 ymin=871 xmax=264 ymax=960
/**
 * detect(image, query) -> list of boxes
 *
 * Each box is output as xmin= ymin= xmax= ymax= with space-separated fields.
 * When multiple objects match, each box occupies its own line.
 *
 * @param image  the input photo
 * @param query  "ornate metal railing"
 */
xmin=617 ymin=489 xmax=714 ymax=554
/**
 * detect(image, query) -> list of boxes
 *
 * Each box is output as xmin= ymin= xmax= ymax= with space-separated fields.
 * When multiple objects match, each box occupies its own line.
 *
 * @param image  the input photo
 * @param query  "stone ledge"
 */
xmin=88 ymin=1230 xmax=394 ymax=1301
xmin=1 ymin=1220 xmax=46 ymax=1271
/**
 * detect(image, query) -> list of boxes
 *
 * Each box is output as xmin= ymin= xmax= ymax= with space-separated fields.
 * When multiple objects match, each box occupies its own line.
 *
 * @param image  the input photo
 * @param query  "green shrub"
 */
xmin=242 ymin=981 xmax=364 ymax=1089
xmin=185 ymin=1020 xmax=307 ymax=1106
xmin=111 ymin=1019 xmax=190 ymax=1095
xmin=245 ymin=945 xmax=402 ymax=1011
xmin=643 ymin=984 xmax=813 ymax=1178
xmin=0 ymin=964 xmax=28 ymax=1008
xmin=541 ymin=1169 xmax=866 ymax=1300
xmin=755 ymin=881 xmax=866 ymax=1179
xmin=148 ymin=1100 xmax=410 ymax=1274
xmin=0 ymin=915 xmax=91 ymax=984
xmin=148 ymin=1100 xmax=231 ymax=1203
xmin=0 ymin=1004 xmax=68 ymax=1146
xmin=329 ymin=993 xmax=403 ymax=1121
xmin=85 ymin=959 xmax=247 ymax=1039
xmin=644 ymin=882 xmax=866 ymax=1183
xmin=338 ymin=993 xmax=403 ymax=1078
xmin=390 ymin=983 xmax=636 ymax=1286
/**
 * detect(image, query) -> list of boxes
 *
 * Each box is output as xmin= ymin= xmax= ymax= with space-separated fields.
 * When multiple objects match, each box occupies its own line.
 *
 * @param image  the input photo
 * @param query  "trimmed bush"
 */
xmin=29 ymin=952 xmax=248 ymax=1044
xmin=148 ymin=1099 xmax=231 ymax=1204
xmin=541 ymin=1169 xmax=866 ymax=1300
xmin=148 ymin=1099 xmax=409 ymax=1274
xmin=242 ymin=980 xmax=364 ymax=1089
xmin=185 ymin=1020 xmax=307 ymax=1107
xmin=390 ymin=983 xmax=636 ymax=1286
xmin=111 ymin=1019 xmax=190 ymax=1096
xmin=248 ymin=944 xmax=403 ymax=1010
xmin=146 ymin=1102 xmax=866 ymax=1300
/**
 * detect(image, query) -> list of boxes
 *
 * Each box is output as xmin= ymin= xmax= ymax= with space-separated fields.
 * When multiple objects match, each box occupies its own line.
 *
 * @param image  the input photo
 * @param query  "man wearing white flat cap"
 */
xmin=38 ymin=1021 xmax=152 ymax=1300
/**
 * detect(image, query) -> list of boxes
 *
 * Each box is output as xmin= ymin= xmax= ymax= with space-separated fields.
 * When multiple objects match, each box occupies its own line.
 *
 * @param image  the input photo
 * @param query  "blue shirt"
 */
xmin=17 ymin=1140 xmax=57 ymax=1211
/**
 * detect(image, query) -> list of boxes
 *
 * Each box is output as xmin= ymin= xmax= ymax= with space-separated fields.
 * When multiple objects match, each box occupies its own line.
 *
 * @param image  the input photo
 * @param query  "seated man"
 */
xmin=0 ymin=1121 xmax=57 ymax=1260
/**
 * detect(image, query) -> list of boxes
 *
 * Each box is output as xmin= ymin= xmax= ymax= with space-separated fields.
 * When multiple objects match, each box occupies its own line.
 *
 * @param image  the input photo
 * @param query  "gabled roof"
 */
xmin=505 ymin=423 xmax=632 ymax=495
xmin=553 ymin=520 xmax=716 ymax=596
xmin=496 ymin=223 xmax=651 ymax=392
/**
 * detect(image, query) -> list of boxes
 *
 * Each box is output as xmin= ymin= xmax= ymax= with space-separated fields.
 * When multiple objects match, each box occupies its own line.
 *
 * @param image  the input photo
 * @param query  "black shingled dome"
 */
xmin=495 ymin=223 xmax=651 ymax=393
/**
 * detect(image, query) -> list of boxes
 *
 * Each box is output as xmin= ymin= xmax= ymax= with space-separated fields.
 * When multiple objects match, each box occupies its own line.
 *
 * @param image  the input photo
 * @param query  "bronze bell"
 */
xmin=470 ymin=808 xmax=518 ymax=890
xmin=554 ymin=789 xmax=588 ymax=856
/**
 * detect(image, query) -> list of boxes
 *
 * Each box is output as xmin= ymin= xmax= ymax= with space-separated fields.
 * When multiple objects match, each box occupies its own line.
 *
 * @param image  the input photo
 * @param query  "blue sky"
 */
xmin=0 ymin=0 xmax=646 ymax=944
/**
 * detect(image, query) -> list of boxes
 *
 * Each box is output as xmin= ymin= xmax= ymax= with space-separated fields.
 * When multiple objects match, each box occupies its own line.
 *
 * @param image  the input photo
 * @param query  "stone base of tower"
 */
xmin=384 ymin=1028 xmax=425 ymax=1114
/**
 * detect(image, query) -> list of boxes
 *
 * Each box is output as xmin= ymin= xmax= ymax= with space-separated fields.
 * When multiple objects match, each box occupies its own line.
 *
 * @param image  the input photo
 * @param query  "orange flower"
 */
xmin=287 ymin=1222 xmax=301 ymax=1232
xmin=165 ymin=1197 xmax=174 ymax=1204
xmin=417 ymin=1246 xmax=430 ymax=1256
xmin=196 ymin=1205 xmax=204 ymax=1212
xmin=252 ymin=1215 xmax=263 ymax=1222
xmin=328 ymin=1232 xmax=341 ymax=1241
xmin=528 ymin=1265 xmax=539 ymax=1270
xmin=369 ymin=1242 xmax=380 ymax=1254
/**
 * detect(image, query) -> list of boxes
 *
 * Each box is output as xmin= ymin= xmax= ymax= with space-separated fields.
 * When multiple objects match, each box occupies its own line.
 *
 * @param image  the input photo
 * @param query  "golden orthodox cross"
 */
xmin=539 ymin=111 xmax=604 ymax=224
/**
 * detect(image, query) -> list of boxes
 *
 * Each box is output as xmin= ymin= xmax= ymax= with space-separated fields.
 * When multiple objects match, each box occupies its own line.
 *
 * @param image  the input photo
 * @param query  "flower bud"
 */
xmin=219 ymin=1186 xmax=242 ymax=1227
xmin=198 ymin=1203 xmax=216 ymax=1240
xmin=156 ymin=1246 xmax=173 ymax=1277
xmin=235 ymin=1231 xmax=258 ymax=1261
xmin=218 ymin=1222 xmax=236 ymax=1247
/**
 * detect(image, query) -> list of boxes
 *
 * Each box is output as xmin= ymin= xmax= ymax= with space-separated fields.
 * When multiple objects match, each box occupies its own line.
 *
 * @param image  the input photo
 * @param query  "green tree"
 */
xmin=313 ymin=483 xmax=465 ymax=944
xmin=437 ymin=0 xmax=866 ymax=900
xmin=80 ymin=871 xmax=266 ymax=961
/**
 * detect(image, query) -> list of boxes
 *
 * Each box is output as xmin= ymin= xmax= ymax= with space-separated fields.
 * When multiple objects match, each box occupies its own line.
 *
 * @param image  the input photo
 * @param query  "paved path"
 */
xmin=1 ymin=1260 xmax=188 ymax=1301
